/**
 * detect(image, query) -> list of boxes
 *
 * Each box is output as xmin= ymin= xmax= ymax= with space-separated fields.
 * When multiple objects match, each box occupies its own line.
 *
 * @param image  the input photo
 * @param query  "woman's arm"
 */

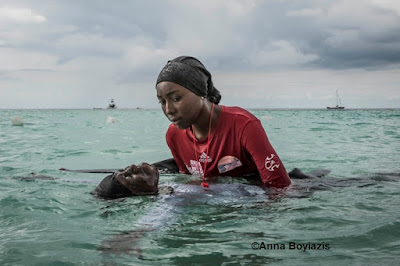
xmin=166 ymin=126 xmax=191 ymax=175
xmin=241 ymin=121 xmax=291 ymax=188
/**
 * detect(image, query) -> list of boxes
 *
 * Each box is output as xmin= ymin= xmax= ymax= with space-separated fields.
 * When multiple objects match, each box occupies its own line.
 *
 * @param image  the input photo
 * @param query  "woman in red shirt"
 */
xmin=156 ymin=56 xmax=291 ymax=188
xmin=91 ymin=56 xmax=291 ymax=198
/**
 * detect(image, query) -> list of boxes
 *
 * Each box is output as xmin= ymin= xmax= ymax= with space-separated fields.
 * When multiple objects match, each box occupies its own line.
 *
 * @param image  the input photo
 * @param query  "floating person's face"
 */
xmin=156 ymin=81 xmax=204 ymax=129
xmin=115 ymin=163 xmax=159 ymax=195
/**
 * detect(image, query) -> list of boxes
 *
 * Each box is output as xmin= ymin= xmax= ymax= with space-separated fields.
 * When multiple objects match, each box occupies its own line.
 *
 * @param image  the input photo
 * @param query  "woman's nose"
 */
xmin=165 ymin=101 xmax=176 ymax=115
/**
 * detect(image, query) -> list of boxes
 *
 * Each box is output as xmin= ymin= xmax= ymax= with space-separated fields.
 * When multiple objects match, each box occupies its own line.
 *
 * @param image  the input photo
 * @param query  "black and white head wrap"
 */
xmin=156 ymin=56 xmax=221 ymax=104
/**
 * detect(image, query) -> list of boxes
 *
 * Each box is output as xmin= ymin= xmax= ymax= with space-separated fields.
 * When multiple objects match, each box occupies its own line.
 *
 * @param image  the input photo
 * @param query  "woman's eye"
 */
xmin=172 ymin=97 xmax=181 ymax=102
xmin=159 ymin=100 xmax=166 ymax=105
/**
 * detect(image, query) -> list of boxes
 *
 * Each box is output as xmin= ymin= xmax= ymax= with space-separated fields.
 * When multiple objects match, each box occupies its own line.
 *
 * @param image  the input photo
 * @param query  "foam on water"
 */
xmin=11 ymin=116 xmax=24 ymax=126
xmin=106 ymin=116 xmax=118 ymax=124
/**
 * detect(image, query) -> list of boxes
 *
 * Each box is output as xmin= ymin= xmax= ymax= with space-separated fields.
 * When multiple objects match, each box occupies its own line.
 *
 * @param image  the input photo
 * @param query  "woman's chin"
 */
xmin=174 ymin=121 xmax=189 ymax=130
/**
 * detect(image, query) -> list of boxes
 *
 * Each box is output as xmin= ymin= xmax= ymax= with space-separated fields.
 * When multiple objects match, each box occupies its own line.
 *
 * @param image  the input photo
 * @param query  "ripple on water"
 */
xmin=309 ymin=127 xmax=342 ymax=132
xmin=0 ymin=166 xmax=20 ymax=176
xmin=353 ymin=202 xmax=386 ymax=212
xmin=101 ymin=149 xmax=132 ymax=155
xmin=49 ymin=149 xmax=89 ymax=159
xmin=325 ymin=221 xmax=400 ymax=252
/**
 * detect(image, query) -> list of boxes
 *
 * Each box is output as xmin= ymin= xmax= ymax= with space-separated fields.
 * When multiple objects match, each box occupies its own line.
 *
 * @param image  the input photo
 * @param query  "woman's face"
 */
xmin=156 ymin=81 xmax=204 ymax=129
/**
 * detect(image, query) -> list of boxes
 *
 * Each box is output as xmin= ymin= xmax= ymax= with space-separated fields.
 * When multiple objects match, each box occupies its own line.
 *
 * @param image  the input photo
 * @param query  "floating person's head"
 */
xmin=115 ymin=163 xmax=159 ymax=196
xmin=155 ymin=56 xmax=221 ymax=129
xmin=91 ymin=163 xmax=160 ymax=199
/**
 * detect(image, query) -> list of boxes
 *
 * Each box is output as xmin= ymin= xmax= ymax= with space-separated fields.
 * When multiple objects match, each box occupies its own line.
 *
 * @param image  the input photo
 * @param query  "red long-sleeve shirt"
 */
xmin=166 ymin=105 xmax=291 ymax=187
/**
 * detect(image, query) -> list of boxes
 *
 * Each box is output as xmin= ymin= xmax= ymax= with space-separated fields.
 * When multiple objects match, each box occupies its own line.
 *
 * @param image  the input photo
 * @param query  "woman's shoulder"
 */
xmin=166 ymin=124 xmax=189 ymax=140
xmin=221 ymin=105 xmax=259 ymax=122
xmin=166 ymin=124 xmax=184 ymax=147
xmin=166 ymin=124 xmax=182 ymax=135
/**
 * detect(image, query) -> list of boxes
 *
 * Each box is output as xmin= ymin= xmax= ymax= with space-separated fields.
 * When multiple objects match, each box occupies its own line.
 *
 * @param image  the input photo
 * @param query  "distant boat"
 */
xmin=107 ymin=99 xmax=117 ymax=109
xmin=327 ymin=90 xmax=345 ymax=109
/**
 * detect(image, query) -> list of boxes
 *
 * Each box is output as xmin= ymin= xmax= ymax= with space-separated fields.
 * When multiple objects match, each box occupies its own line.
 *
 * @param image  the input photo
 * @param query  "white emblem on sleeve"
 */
xmin=187 ymin=160 xmax=204 ymax=177
xmin=265 ymin=154 xmax=280 ymax=172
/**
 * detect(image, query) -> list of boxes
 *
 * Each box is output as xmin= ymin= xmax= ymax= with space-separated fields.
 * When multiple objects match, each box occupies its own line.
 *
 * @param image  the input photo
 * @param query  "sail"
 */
xmin=327 ymin=90 xmax=344 ymax=109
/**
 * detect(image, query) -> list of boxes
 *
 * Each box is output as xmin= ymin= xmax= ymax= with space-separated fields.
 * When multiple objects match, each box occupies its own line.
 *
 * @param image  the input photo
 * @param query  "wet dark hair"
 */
xmin=156 ymin=56 xmax=221 ymax=104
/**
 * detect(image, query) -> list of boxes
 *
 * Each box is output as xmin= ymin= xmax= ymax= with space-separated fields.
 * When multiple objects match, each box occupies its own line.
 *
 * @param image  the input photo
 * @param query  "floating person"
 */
xmin=91 ymin=160 xmax=310 ymax=200
xmin=155 ymin=56 xmax=291 ymax=188
xmin=89 ymin=161 xmax=318 ymax=199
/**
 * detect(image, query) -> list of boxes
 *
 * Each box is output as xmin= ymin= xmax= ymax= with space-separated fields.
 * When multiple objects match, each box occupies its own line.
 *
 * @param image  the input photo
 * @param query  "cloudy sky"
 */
xmin=1 ymin=0 xmax=399 ymax=109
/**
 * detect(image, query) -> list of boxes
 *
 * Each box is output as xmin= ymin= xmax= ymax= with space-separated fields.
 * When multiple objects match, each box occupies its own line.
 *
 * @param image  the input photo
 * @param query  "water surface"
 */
xmin=1 ymin=108 xmax=399 ymax=265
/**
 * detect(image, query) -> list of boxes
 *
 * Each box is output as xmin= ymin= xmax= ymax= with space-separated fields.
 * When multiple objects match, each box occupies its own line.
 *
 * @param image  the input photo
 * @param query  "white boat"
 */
xmin=327 ymin=90 xmax=344 ymax=109
xmin=107 ymin=99 xmax=117 ymax=109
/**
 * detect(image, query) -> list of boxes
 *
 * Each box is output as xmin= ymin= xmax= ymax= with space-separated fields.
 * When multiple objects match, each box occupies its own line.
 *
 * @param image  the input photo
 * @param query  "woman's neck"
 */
xmin=192 ymin=103 xmax=221 ymax=140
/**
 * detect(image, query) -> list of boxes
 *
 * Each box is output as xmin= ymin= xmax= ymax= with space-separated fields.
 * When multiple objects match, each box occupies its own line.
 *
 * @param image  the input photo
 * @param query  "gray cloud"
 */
xmin=0 ymin=0 xmax=399 ymax=108
xmin=4 ymin=0 xmax=399 ymax=70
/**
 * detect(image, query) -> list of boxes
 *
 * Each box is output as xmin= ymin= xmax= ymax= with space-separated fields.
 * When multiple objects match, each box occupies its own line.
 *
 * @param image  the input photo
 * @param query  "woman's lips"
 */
xmin=170 ymin=117 xmax=181 ymax=123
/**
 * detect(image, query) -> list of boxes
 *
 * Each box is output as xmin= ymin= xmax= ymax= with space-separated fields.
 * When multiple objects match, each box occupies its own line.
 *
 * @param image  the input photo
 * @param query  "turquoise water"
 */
xmin=0 ymin=108 xmax=399 ymax=265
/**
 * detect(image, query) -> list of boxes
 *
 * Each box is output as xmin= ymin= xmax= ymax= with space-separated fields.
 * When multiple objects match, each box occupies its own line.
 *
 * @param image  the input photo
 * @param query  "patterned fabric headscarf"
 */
xmin=156 ymin=56 xmax=221 ymax=104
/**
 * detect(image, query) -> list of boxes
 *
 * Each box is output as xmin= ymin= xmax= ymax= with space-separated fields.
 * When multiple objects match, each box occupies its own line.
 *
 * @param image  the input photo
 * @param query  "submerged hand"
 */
xmin=115 ymin=163 xmax=159 ymax=195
